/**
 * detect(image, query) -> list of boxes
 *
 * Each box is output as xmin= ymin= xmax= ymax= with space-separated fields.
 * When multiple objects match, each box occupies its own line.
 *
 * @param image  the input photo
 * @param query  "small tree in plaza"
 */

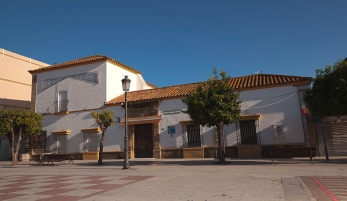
xmin=182 ymin=68 xmax=242 ymax=163
xmin=0 ymin=108 xmax=43 ymax=166
xmin=91 ymin=110 xmax=115 ymax=165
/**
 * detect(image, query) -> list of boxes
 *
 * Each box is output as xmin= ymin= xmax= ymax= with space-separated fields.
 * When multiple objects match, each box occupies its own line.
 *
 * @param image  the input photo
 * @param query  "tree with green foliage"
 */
xmin=305 ymin=58 xmax=347 ymax=118
xmin=0 ymin=108 xmax=43 ymax=165
xmin=91 ymin=109 xmax=115 ymax=165
xmin=182 ymin=68 xmax=242 ymax=163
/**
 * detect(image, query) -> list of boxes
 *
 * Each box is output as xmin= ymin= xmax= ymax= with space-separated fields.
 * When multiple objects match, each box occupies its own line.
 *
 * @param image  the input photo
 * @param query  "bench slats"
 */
xmin=36 ymin=154 xmax=73 ymax=165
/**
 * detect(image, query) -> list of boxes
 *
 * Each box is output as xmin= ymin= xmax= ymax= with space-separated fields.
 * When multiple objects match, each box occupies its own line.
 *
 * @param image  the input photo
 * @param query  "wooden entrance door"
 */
xmin=134 ymin=124 xmax=153 ymax=158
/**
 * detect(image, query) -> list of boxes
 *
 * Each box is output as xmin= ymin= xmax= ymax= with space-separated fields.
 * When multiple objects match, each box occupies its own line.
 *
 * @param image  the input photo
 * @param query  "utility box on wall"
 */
xmin=274 ymin=124 xmax=284 ymax=137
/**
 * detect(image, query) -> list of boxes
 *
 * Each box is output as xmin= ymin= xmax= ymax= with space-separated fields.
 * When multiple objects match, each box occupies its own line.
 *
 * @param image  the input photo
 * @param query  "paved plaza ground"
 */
xmin=0 ymin=157 xmax=347 ymax=201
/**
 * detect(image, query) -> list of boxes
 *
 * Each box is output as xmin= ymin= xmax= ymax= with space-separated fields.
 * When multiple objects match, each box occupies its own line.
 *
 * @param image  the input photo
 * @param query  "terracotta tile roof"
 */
xmin=29 ymin=55 xmax=142 ymax=74
xmin=106 ymin=74 xmax=311 ymax=105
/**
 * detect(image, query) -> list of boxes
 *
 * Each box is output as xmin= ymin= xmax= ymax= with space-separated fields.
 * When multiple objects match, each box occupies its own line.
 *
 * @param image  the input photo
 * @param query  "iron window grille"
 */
xmin=26 ymin=131 xmax=46 ymax=148
xmin=186 ymin=125 xmax=201 ymax=147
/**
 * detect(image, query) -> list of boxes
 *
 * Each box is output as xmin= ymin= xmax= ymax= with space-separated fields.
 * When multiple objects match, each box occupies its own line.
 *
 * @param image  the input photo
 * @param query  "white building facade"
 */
xmin=29 ymin=55 xmax=154 ymax=159
xmin=30 ymin=55 xmax=315 ymax=159
xmin=104 ymin=76 xmax=313 ymax=159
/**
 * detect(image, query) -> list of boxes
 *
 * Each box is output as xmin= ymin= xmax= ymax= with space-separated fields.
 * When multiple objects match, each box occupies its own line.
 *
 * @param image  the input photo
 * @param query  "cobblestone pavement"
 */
xmin=0 ymin=157 xmax=346 ymax=201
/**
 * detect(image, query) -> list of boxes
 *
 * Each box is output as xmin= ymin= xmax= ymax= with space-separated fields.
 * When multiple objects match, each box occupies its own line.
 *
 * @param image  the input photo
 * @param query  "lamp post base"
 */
xmin=122 ymin=165 xmax=130 ymax=169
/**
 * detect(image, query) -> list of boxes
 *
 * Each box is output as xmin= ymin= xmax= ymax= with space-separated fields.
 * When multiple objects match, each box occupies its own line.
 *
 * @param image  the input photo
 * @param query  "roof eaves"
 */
xmin=29 ymin=55 xmax=107 ymax=74
xmin=29 ymin=55 xmax=143 ymax=75
xmin=146 ymin=82 xmax=158 ymax=88
xmin=106 ymin=58 xmax=142 ymax=75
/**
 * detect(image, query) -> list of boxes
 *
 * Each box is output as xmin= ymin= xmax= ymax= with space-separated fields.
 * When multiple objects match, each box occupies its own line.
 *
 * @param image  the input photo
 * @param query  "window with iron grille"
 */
xmin=52 ymin=135 xmax=67 ymax=153
xmin=240 ymin=120 xmax=257 ymax=144
xmin=187 ymin=125 xmax=201 ymax=147
xmin=26 ymin=131 xmax=46 ymax=148
xmin=84 ymin=133 xmax=98 ymax=152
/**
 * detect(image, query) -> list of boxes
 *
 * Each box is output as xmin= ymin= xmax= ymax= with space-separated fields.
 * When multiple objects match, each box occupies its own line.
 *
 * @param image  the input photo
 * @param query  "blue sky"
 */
xmin=2 ymin=1 xmax=347 ymax=87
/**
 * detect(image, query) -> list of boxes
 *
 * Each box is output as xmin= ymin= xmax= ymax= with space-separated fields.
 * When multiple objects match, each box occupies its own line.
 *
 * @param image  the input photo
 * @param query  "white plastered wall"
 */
xmin=158 ymin=85 xmax=306 ymax=149
xmin=35 ymin=62 xmax=107 ymax=113
xmin=106 ymin=62 xmax=144 ymax=102
xmin=38 ymin=61 xmax=153 ymax=153
xmin=158 ymin=99 xmax=215 ymax=148
xmin=43 ymin=105 xmax=126 ymax=153
xmin=236 ymin=85 xmax=304 ymax=145
xmin=40 ymin=77 xmax=306 ymax=153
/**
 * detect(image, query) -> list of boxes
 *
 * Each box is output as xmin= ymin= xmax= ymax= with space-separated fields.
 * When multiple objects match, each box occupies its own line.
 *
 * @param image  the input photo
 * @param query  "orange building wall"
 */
xmin=0 ymin=48 xmax=50 ymax=101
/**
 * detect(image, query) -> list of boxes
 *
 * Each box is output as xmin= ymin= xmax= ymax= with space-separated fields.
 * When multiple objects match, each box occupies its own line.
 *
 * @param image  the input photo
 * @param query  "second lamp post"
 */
xmin=121 ymin=75 xmax=131 ymax=169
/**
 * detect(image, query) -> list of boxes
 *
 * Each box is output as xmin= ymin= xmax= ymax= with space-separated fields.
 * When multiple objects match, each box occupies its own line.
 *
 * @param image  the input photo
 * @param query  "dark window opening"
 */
xmin=240 ymin=120 xmax=257 ymax=144
xmin=26 ymin=131 xmax=46 ymax=148
xmin=187 ymin=125 xmax=201 ymax=147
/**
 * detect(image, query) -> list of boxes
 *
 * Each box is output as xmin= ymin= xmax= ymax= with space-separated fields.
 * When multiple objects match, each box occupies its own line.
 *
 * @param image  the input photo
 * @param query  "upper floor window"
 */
xmin=56 ymin=91 xmax=68 ymax=112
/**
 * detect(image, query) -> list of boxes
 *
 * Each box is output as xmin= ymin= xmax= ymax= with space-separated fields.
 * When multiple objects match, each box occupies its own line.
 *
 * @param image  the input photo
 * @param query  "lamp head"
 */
xmin=121 ymin=75 xmax=131 ymax=92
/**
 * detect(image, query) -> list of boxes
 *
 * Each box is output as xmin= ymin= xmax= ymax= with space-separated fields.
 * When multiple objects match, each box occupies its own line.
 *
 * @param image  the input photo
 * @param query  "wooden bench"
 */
xmin=36 ymin=153 xmax=73 ymax=165
xmin=264 ymin=147 xmax=316 ymax=164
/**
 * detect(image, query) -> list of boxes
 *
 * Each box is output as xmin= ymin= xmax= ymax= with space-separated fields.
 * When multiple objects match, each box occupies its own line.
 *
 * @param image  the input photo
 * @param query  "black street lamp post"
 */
xmin=121 ymin=75 xmax=131 ymax=169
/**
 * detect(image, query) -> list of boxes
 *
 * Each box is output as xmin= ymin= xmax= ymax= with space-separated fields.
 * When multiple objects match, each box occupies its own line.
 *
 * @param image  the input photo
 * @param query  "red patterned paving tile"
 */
xmin=120 ymin=176 xmax=153 ymax=181
xmin=0 ymin=187 xmax=29 ymax=194
xmin=80 ymin=179 xmax=109 ymax=184
xmin=0 ymin=188 xmax=11 ymax=193
xmin=48 ymin=176 xmax=71 ymax=180
xmin=54 ymin=178 xmax=72 ymax=181
xmin=1 ymin=193 xmax=25 ymax=200
xmin=125 ymin=180 xmax=141 ymax=185
xmin=39 ymin=188 xmax=75 ymax=195
xmin=83 ymin=176 xmax=104 ymax=180
xmin=314 ymin=177 xmax=347 ymax=201
xmin=2 ymin=179 xmax=23 ymax=184
xmin=25 ymin=175 xmax=38 ymax=178
xmin=37 ymin=195 xmax=82 ymax=201
xmin=0 ymin=175 xmax=153 ymax=201
xmin=41 ymin=183 xmax=75 ymax=188
xmin=300 ymin=176 xmax=331 ymax=201
xmin=85 ymin=184 xmax=124 ymax=190
xmin=21 ymin=180 xmax=39 ymax=184
xmin=300 ymin=176 xmax=347 ymax=201
xmin=312 ymin=177 xmax=340 ymax=201
xmin=19 ymin=175 xmax=54 ymax=179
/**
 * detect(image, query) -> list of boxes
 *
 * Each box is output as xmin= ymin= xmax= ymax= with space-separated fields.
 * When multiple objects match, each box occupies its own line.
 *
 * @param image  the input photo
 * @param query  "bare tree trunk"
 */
xmin=11 ymin=130 xmax=15 ymax=166
xmin=13 ymin=133 xmax=22 ymax=166
xmin=10 ymin=128 xmax=23 ymax=166
xmin=98 ymin=143 xmax=103 ymax=165
xmin=217 ymin=123 xmax=225 ymax=163
xmin=98 ymin=130 xmax=106 ymax=165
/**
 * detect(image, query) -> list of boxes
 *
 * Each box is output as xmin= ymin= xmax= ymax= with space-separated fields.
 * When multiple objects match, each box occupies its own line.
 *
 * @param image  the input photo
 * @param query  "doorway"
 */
xmin=134 ymin=124 xmax=153 ymax=158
